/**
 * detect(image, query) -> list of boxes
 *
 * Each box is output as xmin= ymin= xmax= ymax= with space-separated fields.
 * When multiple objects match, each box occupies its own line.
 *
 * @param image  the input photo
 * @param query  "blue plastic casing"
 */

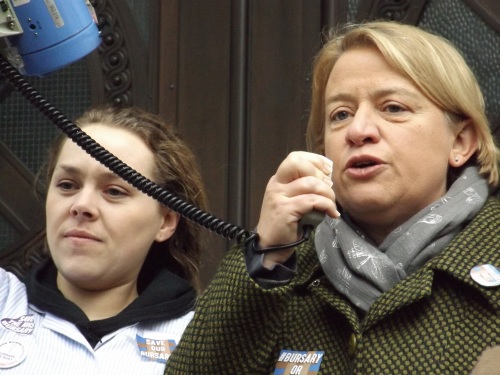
xmin=8 ymin=0 xmax=101 ymax=76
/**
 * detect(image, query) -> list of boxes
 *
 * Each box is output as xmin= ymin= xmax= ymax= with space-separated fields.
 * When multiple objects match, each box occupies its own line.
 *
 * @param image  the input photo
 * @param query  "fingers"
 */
xmin=275 ymin=151 xmax=333 ymax=185
xmin=279 ymin=175 xmax=334 ymax=204
xmin=256 ymin=151 xmax=340 ymax=249
xmin=271 ymin=151 xmax=338 ymax=217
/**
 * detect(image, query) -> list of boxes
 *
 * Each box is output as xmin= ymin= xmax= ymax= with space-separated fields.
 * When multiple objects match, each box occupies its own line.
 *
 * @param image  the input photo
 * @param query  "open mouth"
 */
xmin=345 ymin=156 xmax=384 ymax=177
xmin=352 ymin=161 xmax=377 ymax=168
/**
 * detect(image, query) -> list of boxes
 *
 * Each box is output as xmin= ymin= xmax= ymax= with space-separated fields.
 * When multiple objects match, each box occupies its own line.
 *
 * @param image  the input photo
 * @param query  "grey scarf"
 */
xmin=315 ymin=166 xmax=489 ymax=312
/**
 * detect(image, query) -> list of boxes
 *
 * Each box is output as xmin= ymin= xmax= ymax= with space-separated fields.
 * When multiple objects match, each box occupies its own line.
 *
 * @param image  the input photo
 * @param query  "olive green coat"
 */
xmin=165 ymin=198 xmax=500 ymax=374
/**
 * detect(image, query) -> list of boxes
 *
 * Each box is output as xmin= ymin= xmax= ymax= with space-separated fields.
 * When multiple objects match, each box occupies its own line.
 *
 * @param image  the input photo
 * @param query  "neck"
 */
xmin=57 ymin=275 xmax=139 ymax=320
xmin=349 ymin=209 xmax=417 ymax=246
xmin=355 ymin=220 xmax=392 ymax=246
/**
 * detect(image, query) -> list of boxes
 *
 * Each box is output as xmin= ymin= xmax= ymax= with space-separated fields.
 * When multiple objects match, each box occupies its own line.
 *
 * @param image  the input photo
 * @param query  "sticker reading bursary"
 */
xmin=136 ymin=335 xmax=177 ymax=363
xmin=274 ymin=350 xmax=325 ymax=375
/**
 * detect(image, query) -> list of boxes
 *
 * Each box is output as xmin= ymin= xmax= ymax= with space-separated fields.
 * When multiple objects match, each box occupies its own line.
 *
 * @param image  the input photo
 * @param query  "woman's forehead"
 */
xmin=57 ymin=124 xmax=157 ymax=180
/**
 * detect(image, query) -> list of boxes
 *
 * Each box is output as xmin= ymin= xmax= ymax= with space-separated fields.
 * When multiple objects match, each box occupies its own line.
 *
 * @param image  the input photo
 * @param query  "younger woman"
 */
xmin=0 ymin=105 xmax=207 ymax=374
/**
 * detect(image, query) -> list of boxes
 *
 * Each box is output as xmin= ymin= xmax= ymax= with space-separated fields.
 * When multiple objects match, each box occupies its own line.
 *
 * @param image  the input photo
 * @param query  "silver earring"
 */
xmin=454 ymin=157 xmax=459 ymax=162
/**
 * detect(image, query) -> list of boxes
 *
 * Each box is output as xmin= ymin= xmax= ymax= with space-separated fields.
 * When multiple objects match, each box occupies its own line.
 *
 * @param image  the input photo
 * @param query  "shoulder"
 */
xmin=460 ymin=196 xmax=499 ymax=250
xmin=430 ymin=196 xmax=500 ymax=309
xmin=479 ymin=196 xmax=500 ymax=217
xmin=0 ymin=267 xmax=25 ymax=291
xmin=0 ymin=268 xmax=29 ymax=315
xmin=451 ymin=196 xmax=499 ymax=249
xmin=436 ymin=196 xmax=499 ymax=266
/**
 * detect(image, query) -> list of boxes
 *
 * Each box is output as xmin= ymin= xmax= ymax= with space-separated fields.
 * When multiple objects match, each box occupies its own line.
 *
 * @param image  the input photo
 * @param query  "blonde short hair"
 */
xmin=306 ymin=21 xmax=500 ymax=188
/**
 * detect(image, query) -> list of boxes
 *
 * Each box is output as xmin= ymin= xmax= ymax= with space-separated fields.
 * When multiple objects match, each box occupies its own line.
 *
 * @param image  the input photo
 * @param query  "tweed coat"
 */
xmin=165 ymin=197 xmax=500 ymax=374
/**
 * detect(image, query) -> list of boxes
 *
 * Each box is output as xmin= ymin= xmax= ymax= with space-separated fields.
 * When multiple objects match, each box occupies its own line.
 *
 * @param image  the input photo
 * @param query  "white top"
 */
xmin=0 ymin=268 xmax=193 ymax=374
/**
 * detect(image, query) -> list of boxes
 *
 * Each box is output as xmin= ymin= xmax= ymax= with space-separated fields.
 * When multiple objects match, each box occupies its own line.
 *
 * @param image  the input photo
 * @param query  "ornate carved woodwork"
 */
xmin=355 ymin=0 xmax=429 ymax=24
xmin=88 ymin=0 xmax=149 ymax=108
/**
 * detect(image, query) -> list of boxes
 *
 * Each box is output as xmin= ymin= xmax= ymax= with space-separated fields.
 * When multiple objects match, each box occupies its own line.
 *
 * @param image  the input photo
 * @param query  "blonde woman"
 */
xmin=166 ymin=21 xmax=500 ymax=374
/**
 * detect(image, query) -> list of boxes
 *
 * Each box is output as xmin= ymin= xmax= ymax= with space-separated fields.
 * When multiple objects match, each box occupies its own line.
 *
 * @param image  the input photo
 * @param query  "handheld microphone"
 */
xmin=299 ymin=209 xmax=326 ymax=228
xmin=298 ymin=166 xmax=333 ymax=229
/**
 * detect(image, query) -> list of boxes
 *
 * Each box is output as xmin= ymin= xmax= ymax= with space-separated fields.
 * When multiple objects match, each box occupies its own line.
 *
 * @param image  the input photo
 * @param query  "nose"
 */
xmin=70 ymin=189 xmax=98 ymax=220
xmin=345 ymin=106 xmax=381 ymax=146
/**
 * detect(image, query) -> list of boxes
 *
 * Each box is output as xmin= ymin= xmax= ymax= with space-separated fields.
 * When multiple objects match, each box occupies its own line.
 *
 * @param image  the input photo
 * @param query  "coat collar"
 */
xmin=367 ymin=197 xmax=500 ymax=329
xmin=429 ymin=197 xmax=500 ymax=310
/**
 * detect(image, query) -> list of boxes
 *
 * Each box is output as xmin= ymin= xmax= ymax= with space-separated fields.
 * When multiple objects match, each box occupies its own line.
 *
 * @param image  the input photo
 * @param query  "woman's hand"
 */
xmin=256 ymin=151 xmax=340 ymax=267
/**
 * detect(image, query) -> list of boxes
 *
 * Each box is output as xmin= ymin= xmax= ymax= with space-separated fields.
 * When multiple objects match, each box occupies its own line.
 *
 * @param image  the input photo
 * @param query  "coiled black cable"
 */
xmin=0 ymin=54 xmax=255 ymax=244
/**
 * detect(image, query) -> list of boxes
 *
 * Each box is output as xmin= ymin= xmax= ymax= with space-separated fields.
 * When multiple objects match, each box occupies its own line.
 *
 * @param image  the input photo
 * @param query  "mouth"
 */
xmin=351 ymin=160 xmax=377 ymax=168
xmin=344 ymin=155 xmax=385 ymax=178
xmin=63 ymin=230 xmax=100 ymax=241
xmin=346 ymin=156 xmax=383 ymax=169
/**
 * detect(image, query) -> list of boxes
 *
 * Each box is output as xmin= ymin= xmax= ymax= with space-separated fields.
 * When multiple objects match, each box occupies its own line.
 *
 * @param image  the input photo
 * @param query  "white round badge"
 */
xmin=0 ymin=341 xmax=26 ymax=368
xmin=470 ymin=264 xmax=500 ymax=287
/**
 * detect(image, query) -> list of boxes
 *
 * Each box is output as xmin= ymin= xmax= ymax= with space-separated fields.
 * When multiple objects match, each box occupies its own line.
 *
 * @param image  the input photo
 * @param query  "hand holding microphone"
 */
xmin=255 ymin=151 xmax=340 ymax=267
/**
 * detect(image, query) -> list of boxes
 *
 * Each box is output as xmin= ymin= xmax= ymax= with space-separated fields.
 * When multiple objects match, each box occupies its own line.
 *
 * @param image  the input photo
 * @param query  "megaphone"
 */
xmin=0 ymin=0 xmax=100 ymax=76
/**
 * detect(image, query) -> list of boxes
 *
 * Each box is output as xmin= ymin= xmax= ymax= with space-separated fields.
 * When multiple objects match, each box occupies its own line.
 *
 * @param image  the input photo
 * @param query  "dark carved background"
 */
xmin=0 ymin=0 xmax=498 ymax=286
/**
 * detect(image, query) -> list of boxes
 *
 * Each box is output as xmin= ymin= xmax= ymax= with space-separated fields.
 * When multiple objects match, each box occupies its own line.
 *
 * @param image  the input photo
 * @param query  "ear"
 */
xmin=449 ymin=119 xmax=478 ymax=167
xmin=155 ymin=208 xmax=180 ymax=243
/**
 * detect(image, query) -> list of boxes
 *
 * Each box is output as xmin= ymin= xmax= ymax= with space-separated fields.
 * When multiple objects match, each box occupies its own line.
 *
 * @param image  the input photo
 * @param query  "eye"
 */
xmin=384 ymin=103 xmax=406 ymax=113
xmin=56 ymin=180 xmax=77 ymax=191
xmin=330 ymin=110 xmax=352 ymax=122
xmin=105 ymin=186 xmax=128 ymax=198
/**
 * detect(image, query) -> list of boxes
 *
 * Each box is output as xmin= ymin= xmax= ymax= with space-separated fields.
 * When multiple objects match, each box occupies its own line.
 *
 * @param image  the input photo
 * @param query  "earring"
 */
xmin=454 ymin=157 xmax=459 ymax=162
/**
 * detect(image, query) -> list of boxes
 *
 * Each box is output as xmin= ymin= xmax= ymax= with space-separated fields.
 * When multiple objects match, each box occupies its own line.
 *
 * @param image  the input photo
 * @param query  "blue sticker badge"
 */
xmin=274 ymin=350 xmax=325 ymax=375
xmin=136 ymin=334 xmax=177 ymax=363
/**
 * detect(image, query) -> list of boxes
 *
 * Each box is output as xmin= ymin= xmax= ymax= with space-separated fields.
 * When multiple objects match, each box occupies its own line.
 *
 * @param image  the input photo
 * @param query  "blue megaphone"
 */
xmin=5 ymin=0 xmax=101 ymax=76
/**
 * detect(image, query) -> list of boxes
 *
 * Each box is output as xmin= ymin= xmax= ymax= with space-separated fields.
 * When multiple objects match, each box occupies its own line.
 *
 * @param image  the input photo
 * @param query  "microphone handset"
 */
xmin=299 ymin=209 xmax=326 ymax=229
xmin=298 ymin=168 xmax=332 ymax=229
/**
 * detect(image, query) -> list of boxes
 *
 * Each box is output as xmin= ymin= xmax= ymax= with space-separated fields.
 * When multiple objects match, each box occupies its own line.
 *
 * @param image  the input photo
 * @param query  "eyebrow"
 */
xmin=325 ymin=87 xmax=421 ymax=105
xmin=55 ymin=164 xmax=120 ymax=181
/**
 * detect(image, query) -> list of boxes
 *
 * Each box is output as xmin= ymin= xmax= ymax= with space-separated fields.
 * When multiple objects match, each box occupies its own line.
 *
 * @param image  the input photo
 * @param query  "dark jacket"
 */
xmin=165 ymin=198 xmax=500 ymax=374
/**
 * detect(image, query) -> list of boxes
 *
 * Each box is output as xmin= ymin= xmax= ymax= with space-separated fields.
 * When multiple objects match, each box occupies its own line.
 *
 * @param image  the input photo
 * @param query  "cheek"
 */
xmin=323 ymin=133 xmax=343 ymax=163
xmin=115 ymin=219 xmax=162 ymax=258
xmin=417 ymin=115 xmax=455 ymax=146
xmin=418 ymin=129 xmax=454 ymax=162
xmin=45 ymin=193 xmax=66 ymax=253
xmin=120 ymin=202 xmax=164 ymax=238
xmin=45 ymin=189 xmax=60 ymax=225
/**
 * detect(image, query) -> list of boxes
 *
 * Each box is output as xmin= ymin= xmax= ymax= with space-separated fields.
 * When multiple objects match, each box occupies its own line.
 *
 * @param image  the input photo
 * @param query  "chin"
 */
xmin=341 ymin=195 xmax=399 ymax=220
xmin=340 ymin=184 xmax=386 ymax=204
xmin=59 ymin=263 xmax=100 ymax=280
